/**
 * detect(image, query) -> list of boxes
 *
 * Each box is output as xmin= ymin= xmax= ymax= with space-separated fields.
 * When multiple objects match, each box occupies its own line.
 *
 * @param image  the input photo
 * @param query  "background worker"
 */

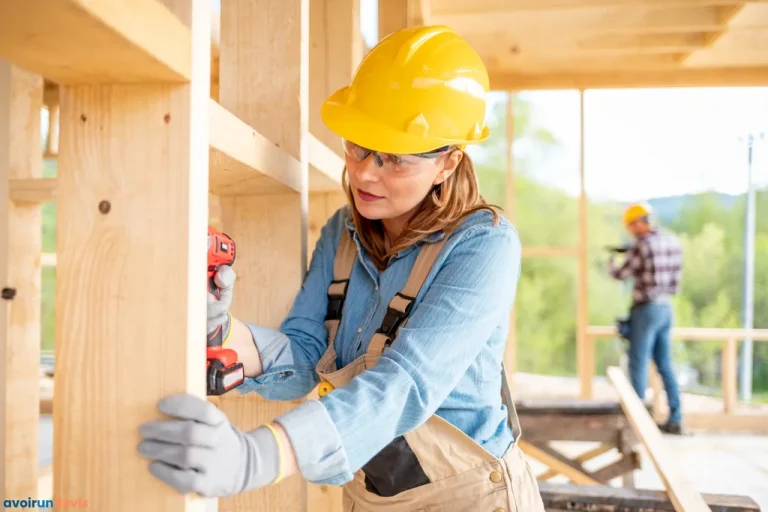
xmin=609 ymin=202 xmax=685 ymax=435
xmin=137 ymin=25 xmax=545 ymax=510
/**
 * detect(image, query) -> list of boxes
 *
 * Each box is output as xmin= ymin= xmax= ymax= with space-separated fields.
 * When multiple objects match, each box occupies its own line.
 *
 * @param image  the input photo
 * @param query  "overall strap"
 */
xmin=367 ymin=236 xmax=449 ymax=356
xmin=324 ymin=228 xmax=357 ymax=347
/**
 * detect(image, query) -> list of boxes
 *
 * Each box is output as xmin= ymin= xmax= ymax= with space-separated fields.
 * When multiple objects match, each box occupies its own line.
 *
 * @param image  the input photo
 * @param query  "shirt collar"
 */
xmin=344 ymin=212 xmax=446 ymax=256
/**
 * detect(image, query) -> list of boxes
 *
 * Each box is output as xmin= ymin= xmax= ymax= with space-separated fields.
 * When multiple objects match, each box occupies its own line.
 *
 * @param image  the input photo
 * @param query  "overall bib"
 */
xmin=316 ymin=229 xmax=545 ymax=512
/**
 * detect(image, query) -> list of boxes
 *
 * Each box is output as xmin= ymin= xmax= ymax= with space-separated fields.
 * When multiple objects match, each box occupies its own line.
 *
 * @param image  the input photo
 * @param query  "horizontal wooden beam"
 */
xmin=588 ymin=325 xmax=768 ymax=341
xmin=9 ymin=178 xmax=57 ymax=203
xmin=436 ymin=4 xmax=730 ymax=36
xmin=0 ymin=0 xmax=191 ymax=84
xmin=608 ymin=367 xmax=712 ymax=512
xmin=522 ymin=246 xmax=578 ymax=257
xmin=9 ymin=102 xmax=343 ymax=201
xmin=309 ymin=134 xmax=344 ymax=191
xmin=431 ymin=0 xmax=758 ymax=15
xmin=209 ymin=99 xmax=301 ymax=195
xmin=490 ymin=65 xmax=768 ymax=90
xmin=538 ymin=481 xmax=760 ymax=512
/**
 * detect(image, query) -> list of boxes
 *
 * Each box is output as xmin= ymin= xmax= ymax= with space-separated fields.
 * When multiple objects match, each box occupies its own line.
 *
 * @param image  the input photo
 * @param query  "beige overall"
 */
xmin=316 ymin=230 xmax=545 ymax=512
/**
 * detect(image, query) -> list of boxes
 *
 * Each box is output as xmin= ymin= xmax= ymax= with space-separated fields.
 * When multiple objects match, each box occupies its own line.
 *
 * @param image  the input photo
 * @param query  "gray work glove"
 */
xmin=208 ymin=265 xmax=236 ymax=342
xmin=137 ymin=393 xmax=282 ymax=497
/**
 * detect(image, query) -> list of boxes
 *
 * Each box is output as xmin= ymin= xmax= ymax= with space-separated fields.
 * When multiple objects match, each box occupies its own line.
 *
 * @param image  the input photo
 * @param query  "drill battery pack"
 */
xmin=207 ymin=346 xmax=245 ymax=395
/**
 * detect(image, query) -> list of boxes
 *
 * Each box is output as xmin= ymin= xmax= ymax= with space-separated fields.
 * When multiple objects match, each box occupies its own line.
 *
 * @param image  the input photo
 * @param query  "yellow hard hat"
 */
xmin=623 ymin=202 xmax=652 ymax=226
xmin=320 ymin=25 xmax=490 ymax=154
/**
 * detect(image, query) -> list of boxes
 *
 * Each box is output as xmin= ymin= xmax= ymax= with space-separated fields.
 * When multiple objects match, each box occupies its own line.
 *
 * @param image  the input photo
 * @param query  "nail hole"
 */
xmin=98 ymin=200 xmax=111 ymax=214
xmin=1 ymin=287 xmax=17 ymax=300
xmin=164 ymin=113 xmax=171 ymax=124
xmin=80 ymin=114 xmax=87 ymax=122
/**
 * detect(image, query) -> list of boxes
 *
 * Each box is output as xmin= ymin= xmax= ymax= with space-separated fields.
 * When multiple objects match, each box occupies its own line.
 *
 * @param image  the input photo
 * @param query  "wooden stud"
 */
xmin=578 ymin=90 xmax=591 ymax=399
xmin=307 ymin=0 xmax=362 ymax=256
xmin=379 ymin=0 xmax=409 ymax=39
xmin=504 ymin=93 xmax=517 ymax=381
xmin=721 ymin=337 xmax=738 ymax=413
xmin=52 ymin=0 xmax=210 ymax=509
xmin=0 ymin=61 xmax=43 ymax=501
xmin=214 ymin=1 xmax=310 ymax=511
xmin=45 ymin=105 xmax=59 ymax=158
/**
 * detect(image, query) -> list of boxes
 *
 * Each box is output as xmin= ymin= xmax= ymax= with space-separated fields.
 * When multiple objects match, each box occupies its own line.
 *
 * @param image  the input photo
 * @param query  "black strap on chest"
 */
xmin=325 ymin=279 xmax=349 ymax=321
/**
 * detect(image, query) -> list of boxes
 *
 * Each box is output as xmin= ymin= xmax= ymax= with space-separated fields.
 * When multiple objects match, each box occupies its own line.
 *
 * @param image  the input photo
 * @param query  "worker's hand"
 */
xmin=137 ymin=393 xmax=281 ymax=497
xmin=208 ymin=265 xmax=236 ymax=339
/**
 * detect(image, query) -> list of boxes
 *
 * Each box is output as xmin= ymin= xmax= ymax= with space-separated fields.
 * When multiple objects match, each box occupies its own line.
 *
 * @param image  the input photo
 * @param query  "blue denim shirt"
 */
xmin=238 ymin=205 xmax=521 ymax=486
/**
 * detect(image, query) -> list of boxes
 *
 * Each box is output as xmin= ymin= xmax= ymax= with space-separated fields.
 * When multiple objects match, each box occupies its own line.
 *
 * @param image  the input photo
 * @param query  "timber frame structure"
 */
xmin=1 ymin=1 xmax=768 ymax=511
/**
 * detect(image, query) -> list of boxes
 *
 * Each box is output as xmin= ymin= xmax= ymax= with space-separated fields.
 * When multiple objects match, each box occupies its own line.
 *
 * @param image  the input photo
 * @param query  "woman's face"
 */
xmin=344 ymin=140 xmax=463 ymax=222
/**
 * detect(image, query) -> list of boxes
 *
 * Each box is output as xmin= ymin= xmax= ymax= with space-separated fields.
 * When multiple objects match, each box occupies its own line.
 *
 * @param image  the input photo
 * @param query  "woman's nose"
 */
xmin=351 ymin=157 xmax=381 ymax=182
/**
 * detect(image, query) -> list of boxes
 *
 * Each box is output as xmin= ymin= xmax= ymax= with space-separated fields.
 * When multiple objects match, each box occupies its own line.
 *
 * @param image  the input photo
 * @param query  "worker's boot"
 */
xmin=657 ymin=420 xmax=684 ymax=435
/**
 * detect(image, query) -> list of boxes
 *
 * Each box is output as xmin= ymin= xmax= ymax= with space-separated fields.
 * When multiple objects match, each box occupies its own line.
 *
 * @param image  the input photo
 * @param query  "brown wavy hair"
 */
xmin=342 ymin=151 xmax=502 ymax=270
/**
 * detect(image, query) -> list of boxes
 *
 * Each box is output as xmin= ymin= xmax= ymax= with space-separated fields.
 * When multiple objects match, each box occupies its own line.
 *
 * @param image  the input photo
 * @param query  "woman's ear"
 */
xmin=433 ymin=149 xmax=463 ymax=186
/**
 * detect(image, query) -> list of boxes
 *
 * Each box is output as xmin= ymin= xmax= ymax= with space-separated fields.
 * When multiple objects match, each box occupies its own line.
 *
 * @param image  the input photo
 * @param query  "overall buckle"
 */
xmin=377 ymin=292 xmax=414 ymax=339
xmin=325 ymin=279 xmax=349 ymax=321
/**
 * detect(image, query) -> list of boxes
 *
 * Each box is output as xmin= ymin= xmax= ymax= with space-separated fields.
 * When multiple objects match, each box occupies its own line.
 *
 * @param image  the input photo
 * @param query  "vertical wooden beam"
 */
xmin=53 ymin=0 xmax=210 ymax=509
xmin=0 ymin=61 xmax=43 ymax=501
xmin=308 ymin=0 xmax=362 ymax=259
xmin=504 ymin=92 xmax=517 ymax=384
xmin=45 ymin=104 xmax=59 ymax=158
xmin=310 ymin=0 xmax=362 ymax=155
xmin=378 ymin=0 xmax=408 ymax=39
xmin=722 ymin=337 xmax=738 ymax=413
xmin=216 ymin=1 xmax=309 ymax=511
xmin=578 ymin=89 xmax=591 ymax=399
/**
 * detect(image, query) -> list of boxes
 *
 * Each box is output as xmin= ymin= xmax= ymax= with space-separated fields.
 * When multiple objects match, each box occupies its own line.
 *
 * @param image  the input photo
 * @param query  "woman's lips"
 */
xmin=357 ymin=189 xmax=384 ymax=202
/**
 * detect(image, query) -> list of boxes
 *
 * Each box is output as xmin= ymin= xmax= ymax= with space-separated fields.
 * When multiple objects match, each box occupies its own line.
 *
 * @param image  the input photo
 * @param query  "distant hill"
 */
xmin=646 ymin=192 xmax=742 ymax=223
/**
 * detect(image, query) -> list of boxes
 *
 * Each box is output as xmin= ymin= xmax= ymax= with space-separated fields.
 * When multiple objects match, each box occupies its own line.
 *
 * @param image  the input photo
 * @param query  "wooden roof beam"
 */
xmin=0 ymin=0 xmax=191 ymax=84
xmin=434 ymin=5 xmax=733 ymax=35
xmin=431 ymin=0 xmax=754 ymax=15
xmin=681 ymin=3 xmax=768 ymax=66
xmin=408 ymin=0 xmax=432 ymax=26
xmin=488 ymin=65 xmax=768 ymax=90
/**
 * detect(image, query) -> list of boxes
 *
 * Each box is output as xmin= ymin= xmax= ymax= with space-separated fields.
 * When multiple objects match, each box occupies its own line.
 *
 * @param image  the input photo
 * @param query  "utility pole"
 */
xmin=739 ymin=132 xmax=762 ymax=402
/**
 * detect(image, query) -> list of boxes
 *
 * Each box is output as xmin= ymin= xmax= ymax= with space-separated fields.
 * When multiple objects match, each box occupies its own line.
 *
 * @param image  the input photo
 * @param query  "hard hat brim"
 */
xmin=321 ymin=87 xmax=490 ymax=155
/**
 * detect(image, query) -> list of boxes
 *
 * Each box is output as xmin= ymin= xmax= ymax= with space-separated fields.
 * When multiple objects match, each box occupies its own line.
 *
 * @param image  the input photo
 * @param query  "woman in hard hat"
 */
xmin=138 ymin=25 xmax=544 ymax=511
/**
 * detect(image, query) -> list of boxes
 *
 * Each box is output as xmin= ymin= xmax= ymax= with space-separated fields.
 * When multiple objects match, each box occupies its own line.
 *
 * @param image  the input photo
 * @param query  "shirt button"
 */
xmin=489 ymin=471 xmax=502 ymax=483
xmin=357 ymin=327 xmax=362 ymax=333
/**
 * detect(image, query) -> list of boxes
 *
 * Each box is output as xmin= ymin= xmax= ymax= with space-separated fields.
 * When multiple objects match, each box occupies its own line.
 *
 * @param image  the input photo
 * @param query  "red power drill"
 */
xmin=207 ymin=226 xmax=245 ymax=396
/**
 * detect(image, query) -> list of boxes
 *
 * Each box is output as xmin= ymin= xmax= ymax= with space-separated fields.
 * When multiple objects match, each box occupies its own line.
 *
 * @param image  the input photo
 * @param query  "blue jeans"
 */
xmin=628 ymin=301 xmax=682 ymax=424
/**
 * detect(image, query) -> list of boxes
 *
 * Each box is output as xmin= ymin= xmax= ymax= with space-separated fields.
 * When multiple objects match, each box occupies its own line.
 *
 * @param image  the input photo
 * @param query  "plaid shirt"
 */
xmin=610 ymin=228 xmax=683 ymax=305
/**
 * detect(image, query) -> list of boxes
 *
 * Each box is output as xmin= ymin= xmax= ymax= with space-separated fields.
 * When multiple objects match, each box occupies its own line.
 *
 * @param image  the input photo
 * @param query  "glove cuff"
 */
xmin=221 ymin=312 xmax=232 ymax=346
xmin=240 ymin=425 xmax=282 ymax=492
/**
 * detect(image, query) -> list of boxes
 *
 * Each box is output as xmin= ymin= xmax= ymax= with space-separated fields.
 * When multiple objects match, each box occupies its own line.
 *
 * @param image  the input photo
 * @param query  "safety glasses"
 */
xmin=342 ymin=139 xmax=454 ymax=174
